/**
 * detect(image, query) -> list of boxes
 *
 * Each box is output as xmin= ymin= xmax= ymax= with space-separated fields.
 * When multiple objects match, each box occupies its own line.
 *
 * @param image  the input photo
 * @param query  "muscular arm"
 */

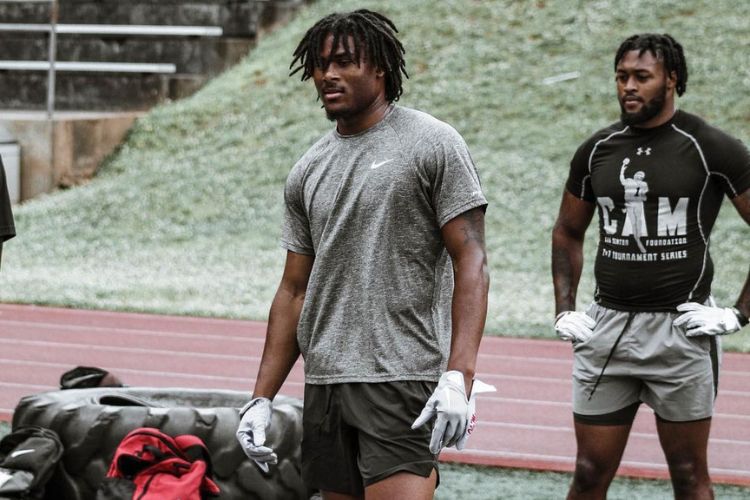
xmin=441 ymin=207 xmax=490 ymax=393
xmin=731 ymin=188 xmax=750 ymax=319
xmin=251 ymin=251 xmax=313 ymax=400
xmin=551 ymin=190 xmax=595 ymax=315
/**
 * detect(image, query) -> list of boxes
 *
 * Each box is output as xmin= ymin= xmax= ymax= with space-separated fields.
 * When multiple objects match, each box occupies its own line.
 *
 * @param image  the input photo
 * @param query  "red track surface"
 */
xmin=1 ymin=303 xmax=749 ymax=486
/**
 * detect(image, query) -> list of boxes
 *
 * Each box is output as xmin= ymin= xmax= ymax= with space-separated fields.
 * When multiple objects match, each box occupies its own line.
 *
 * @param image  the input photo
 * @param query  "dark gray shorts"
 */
xmin=572 ymin=302 xmax=720 ymax=424
xmin=301 ymin=381 xmax=438 ymax=495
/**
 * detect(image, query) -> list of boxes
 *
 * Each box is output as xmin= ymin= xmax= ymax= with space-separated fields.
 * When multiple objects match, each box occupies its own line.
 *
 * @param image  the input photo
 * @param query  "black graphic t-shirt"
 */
xmin=0 ymin=156 xmax=15 ymax=243
xmin=566 ymin=110 xmax=750 ymax=311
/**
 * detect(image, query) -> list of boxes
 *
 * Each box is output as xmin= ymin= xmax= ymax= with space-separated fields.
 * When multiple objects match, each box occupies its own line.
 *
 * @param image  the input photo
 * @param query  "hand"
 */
xmin=674 ymin=302 xmax=742 ymax=336
xmin=554 ymin=310 xmax=596 ymax=343
xmin=455 ymin=379 xmax=496 ymax=451
xmin=236 ymin=397 xmax=278 ymax=473
xmin=411 ymin=371 xmax=469 ymax=454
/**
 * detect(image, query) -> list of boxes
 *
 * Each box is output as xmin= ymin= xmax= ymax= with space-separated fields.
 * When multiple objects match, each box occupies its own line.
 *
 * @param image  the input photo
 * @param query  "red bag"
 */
xmin=96 ymin=427 xmax=220 ymax=500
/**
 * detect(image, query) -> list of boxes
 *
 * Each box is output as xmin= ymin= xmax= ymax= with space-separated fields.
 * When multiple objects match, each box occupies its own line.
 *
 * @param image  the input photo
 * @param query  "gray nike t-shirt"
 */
xmin=282 ymin=105 xmax=487 ymax=384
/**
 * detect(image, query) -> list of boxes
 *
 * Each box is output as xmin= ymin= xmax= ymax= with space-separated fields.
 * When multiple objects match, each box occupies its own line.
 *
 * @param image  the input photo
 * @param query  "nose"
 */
xmin=322 ymin=63 xmax=339 ymax=81
xmin=623 ymin=75 xmax=638 ymax=92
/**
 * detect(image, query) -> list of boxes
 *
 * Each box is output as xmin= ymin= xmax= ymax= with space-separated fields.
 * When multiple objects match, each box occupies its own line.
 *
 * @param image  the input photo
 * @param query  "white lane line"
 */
xmin=0 ymin=319 xmax=265 ymax=342
xmin=0 ymin=305 xmax=263 ymax=327
xmin=0 ymin=379 xmax=304 ymax=391
xmin=480 ymin=373 xmax=571 ymax=385
xmin=447 ymin=448 xmax=575 ymax=463
xmin=473 ymin=422 xmax=750 ymax=447
xmin=1 ymin=382 xmax=53 ymax=390
xmin=0 ymin=357 xmax=255 ymax=383
xmin=0 ymin=338 xmax=256 ymax=361
xmin=452 ymin=449 xmax=750 ymax=477
xmin=481 ymin=396 xmax=571 ymax=407
xmin=479 ymin=353 xmax=571 ymax=365
xmin=720 ymin=390 xmax=750 ymax=398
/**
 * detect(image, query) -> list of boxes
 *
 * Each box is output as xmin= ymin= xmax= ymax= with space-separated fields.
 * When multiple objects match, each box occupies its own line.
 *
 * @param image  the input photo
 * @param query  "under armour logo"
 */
xmin=637 ymin=147 xmax=651 ymax=156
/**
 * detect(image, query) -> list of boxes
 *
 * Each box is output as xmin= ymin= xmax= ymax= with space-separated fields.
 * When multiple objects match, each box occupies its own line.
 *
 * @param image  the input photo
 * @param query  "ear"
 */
xmin=375 ymin=67 xmax=385 ymax=79
xmin=666 ymin=70 xmax=677 ymax=90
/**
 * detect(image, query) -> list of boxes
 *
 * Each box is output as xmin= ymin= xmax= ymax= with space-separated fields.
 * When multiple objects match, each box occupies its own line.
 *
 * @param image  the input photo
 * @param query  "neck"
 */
xmin=634 ymin=100 xmax=676 ymax=129
xmin=336 ymin=96 xmax=390 ymax=135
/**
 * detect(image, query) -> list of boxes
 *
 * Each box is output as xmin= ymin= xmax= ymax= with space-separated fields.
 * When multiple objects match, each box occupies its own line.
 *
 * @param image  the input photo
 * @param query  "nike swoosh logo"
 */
xmin=370 ymin=159 xmax=394 ymax=169
xmin=10 ymin=449 xmax=35 ymax=458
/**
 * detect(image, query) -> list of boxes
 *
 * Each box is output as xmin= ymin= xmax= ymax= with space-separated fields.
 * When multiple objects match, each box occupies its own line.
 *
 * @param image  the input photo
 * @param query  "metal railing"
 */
xmin=0 ymin=1 xmax=223 ymax=116
xmin=0 ymin=23 xmax=223 ymax=37
xmin=0 ymin=0 xmax=225 ymax=195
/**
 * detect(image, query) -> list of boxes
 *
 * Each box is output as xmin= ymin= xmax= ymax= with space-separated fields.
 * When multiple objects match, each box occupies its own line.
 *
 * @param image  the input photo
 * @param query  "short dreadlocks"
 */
xmin=289 ymin=9 xmax=408 ymax=102
xmin=614 ymin=33 xmax=688 ymax=96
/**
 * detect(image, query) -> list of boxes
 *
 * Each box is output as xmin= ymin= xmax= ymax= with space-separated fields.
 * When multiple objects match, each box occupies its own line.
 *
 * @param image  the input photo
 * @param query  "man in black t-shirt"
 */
xmin=552 ymin=34 xmax=750 ymax=499
xmin=0 ymin=156 xmax=16 ymax=269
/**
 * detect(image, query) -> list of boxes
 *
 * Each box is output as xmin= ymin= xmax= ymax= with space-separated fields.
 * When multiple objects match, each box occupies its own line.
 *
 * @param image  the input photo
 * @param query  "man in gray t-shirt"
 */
xmin=237 ymin=10 xmax=490 ymax=498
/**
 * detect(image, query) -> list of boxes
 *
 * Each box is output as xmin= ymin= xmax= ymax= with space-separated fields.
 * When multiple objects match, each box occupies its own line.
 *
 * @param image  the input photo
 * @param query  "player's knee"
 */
xmin=666 ymin=455 xmax=709 ymax=492
xmin=571 ymin=456 xmax=613 ymax=493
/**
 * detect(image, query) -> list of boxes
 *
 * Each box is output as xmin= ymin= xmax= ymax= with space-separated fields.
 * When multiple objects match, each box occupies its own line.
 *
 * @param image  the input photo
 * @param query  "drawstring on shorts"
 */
xmin=587 ymin=312 xmax=635 ymax=401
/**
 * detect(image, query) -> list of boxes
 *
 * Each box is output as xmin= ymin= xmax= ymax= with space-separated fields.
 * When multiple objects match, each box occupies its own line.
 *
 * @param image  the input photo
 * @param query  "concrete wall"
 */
xmin=0 ymin=112 xmax=142 ymax=200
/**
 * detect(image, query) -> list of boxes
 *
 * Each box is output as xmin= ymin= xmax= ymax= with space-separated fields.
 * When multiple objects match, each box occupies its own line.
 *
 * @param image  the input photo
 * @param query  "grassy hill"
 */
xmin=3 ymin=0 xmax=750 ymax=348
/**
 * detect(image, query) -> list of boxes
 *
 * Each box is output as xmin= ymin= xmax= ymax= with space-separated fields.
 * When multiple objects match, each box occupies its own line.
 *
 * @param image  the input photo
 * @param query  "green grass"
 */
xmin=2 ymin=0 xmax=750 ymax=350
xmin=437 ymin=464 xmax=750 ymax=499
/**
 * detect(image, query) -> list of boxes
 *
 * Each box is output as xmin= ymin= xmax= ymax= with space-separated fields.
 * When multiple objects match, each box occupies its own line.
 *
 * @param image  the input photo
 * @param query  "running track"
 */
xmin=1 ymin=303 xmax=749 ymax=487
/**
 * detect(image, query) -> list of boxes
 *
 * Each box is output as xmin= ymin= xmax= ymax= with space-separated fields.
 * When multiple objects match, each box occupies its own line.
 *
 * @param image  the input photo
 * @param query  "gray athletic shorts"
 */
xmin=301 ymin=381 xmax=438 ymax=495
xmin=572 ymin=302 xmax=721 ymax=424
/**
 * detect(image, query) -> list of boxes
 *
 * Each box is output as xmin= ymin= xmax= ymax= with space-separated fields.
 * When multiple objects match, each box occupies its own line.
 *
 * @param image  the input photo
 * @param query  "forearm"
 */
xmin=251 ymin=287 xmax=303 ymax=400
xmin=552 ymin=226 xmax=585 ymax=314
xmin=734 ymin=265 xmax=750 ymax=320
xmin=446 ymin=253 xmax=489 ymax=389
xmin=731 ymin=190 xmax=750 ymax=319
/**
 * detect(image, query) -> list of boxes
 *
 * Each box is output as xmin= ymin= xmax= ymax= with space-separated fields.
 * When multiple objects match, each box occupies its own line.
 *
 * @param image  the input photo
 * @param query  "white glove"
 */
xmin=554 ymin=311 xmax=596 ymax=343
xmin=411 ymin=371 xmax=469 ymax=454
xmin=236 ymin=397 xmax=278 ymax=473
xmin=674 ymin=302 xmax=742 ymax=336
xmin=455 ymin=379 xmax=497 ymax=450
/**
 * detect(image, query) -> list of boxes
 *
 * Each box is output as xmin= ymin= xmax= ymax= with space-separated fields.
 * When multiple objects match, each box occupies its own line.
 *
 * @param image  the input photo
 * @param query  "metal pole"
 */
xmin=46 ymin=0 xmax=58 ymax=119
xmin=47 ymin=0 xmax=58 ymax=188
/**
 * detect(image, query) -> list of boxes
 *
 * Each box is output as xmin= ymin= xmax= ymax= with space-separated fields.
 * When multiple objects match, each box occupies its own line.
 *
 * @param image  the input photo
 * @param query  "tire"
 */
xmin=12 ymin=388 xmax=310 ymax=500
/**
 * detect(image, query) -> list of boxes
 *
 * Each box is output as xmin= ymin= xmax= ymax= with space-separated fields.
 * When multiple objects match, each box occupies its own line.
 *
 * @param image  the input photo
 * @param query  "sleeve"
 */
xmin=419 ymin=126 xmax=488 ymax=228
xmin=0 ymin=156 xmax=16 ymax=243
xmin=565 ymin=139 xmax=596 ymax=203
xmin=706 ymin=134 xmax=750 ymax=198
xmin=280 ymin=165 xmax=314 ymax=255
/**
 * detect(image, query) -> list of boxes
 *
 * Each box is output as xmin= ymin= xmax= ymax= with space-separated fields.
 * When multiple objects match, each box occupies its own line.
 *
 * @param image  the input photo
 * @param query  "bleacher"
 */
xmin=0 ymin=0 xmax=307 ymax=201
xmin=0 ymin=0 xmax=306 ymax=110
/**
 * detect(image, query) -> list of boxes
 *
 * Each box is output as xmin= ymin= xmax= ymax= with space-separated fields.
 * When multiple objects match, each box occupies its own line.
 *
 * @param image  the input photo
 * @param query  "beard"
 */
xmin=324 ymin=107 xmax=344 ymax=121
xmin=619 ymin=83 xmax=667 ymax=126
xmin=323 ymin=101 xmax=361 ymax=122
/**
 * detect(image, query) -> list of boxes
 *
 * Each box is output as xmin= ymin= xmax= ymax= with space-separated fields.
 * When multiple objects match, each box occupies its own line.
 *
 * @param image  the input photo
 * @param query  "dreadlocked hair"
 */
xmin=289 ymin=9 xmax=408 ymax=102
xmin=614 ymin=33 xmax=688 ymax=96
